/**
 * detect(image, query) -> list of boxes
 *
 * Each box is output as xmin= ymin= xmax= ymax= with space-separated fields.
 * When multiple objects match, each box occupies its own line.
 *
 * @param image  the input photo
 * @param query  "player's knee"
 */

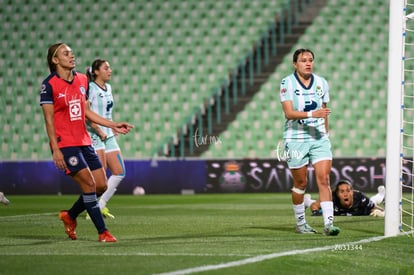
xmin=96 ymin=182 xmax=108 ymax=196
xmin=293 ymin=179 xmax=307 ymax=190
xmin=318 ymin=174 xmax=330 ymax=184
xmin=80 ymin=178 xmax=102 ymax=194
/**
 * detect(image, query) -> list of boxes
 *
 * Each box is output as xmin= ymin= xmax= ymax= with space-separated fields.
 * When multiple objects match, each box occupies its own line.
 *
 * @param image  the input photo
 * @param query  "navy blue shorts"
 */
xmin=60 ymin=146 xmax=102 ymax=175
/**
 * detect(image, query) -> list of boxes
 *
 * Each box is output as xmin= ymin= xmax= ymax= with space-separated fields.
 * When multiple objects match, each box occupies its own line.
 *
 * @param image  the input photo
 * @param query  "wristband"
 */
xmin=307 ymin=111 xmax=312 ymax=118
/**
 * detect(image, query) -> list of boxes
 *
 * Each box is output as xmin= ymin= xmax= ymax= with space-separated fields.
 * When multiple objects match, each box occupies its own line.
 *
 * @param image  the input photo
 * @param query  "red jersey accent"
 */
xmin=40 ymin=71 xmax=92 ymax=148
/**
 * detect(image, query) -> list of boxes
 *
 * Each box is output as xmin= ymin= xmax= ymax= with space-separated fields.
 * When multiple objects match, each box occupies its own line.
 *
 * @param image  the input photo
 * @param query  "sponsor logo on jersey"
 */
xmin=57 ymin=93 xmax=65 ymax=99
xmin=69 ymin=99 xmax=82 ymax=121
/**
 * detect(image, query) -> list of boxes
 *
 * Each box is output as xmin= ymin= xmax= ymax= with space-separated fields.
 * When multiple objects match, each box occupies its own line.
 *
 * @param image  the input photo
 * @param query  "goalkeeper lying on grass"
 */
xmin=304 ymin=179 xmax=385 ymax=217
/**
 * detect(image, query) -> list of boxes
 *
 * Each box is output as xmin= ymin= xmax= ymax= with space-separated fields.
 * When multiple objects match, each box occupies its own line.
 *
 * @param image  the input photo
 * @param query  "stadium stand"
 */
xmin=0 ymin=0 xmax=291 ymax=160
xmin=0 ymin=0 xmax=387 ymax=160
xmin=202 ymin=0 xmax=389 ymax=158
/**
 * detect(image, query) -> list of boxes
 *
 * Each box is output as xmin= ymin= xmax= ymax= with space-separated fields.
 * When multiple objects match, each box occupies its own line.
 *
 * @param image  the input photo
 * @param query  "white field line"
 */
xmin=154 ymin=235 xmax=390 ymax=275
xmin=0 ymin=212 xmax=402 ymax=275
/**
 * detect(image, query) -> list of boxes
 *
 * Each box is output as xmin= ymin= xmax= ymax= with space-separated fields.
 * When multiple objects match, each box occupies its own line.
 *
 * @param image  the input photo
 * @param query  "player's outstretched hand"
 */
xmin=113 ymin=122 xmax=134 ymax=135
xmin=314 ymin=108 xmax=331 ymax=118
xmin=369 ymin=209 xmax=384 ymax=217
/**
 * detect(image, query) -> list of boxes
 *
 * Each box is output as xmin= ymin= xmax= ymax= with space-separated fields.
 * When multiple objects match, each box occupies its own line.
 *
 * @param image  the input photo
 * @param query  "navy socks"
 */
xmin=83 ymin=192 xmax=107 ymax=234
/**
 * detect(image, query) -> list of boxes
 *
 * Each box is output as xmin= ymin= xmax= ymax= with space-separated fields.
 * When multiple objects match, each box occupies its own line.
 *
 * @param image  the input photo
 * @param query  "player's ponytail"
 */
xmin=86 ymin=59 xmax=107 ymax=82
xmin=85 ymin=66 xmax=94 ymax=82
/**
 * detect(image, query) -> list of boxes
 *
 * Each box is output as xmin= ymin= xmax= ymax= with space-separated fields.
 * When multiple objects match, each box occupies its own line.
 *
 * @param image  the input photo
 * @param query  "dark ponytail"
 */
xmin=86 ymin=59 xmax=107 ymax=82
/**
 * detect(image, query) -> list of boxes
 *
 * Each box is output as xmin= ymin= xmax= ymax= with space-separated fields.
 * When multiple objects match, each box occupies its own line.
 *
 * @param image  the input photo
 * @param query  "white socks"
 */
xmin=293 ymin=203 xmax=306 ymax=226
xmin=99 ymin=175 xmax=124 ymax=209
xmin=320 ymin=201 xmax=334 ymax=226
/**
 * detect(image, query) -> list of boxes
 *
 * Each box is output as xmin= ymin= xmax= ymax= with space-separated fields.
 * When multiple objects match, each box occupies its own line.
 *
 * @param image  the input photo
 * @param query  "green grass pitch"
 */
xmin=0 ymin=193 xmax=413 ymax=275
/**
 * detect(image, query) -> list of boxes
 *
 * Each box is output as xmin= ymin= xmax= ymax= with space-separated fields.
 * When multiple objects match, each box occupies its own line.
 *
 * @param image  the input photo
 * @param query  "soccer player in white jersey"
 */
xmin=279 ymin=48 xmax=340 ymax=236
xmin=86 ymin=59 xmax=126 ymax=219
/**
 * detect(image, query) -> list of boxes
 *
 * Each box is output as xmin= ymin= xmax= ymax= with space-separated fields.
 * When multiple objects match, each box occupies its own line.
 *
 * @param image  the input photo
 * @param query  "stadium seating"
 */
xmin=202 ymin=0 xmax=389 ymax=158
xmin=0 ymin=0 xmax=389 ymax=160
xmin=0 ymin=0 xmax=289 ymax=160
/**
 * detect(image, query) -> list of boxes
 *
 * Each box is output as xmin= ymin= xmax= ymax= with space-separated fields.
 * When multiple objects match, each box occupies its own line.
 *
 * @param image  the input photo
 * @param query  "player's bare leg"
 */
xmin=314 ymin=160 xmax=340 ymax=236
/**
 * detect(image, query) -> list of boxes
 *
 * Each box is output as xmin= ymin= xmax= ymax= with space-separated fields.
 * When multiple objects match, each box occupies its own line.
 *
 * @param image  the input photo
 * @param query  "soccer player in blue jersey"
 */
xmin=85 ymin=59 xmax=126 ymax=219
xmin=279 ymin=48 xmax=340 ymax=236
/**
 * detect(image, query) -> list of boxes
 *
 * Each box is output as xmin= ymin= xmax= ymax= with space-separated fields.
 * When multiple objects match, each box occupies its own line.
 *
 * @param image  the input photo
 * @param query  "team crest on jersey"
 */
xmin=68 ymin=156 xmax=79 ymax=167
xmin=80 ymin=86 xmax=86 ymax=95
xmin=316 ymin=86 xmax=324 ymax=98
